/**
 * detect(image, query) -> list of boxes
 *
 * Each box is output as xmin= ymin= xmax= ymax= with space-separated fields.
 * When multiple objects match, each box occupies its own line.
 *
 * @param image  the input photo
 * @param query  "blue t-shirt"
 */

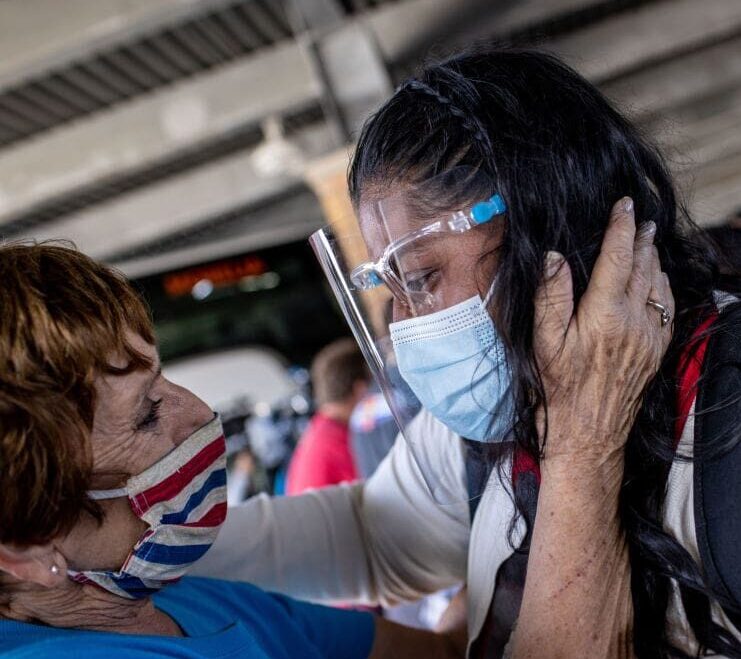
xmin=0 ymin=576 xmax=375 ymax=658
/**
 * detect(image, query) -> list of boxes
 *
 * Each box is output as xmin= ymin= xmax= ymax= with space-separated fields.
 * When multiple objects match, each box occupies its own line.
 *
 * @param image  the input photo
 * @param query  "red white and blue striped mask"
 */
xmin=69 ymin=414 xmax=227 ymax=599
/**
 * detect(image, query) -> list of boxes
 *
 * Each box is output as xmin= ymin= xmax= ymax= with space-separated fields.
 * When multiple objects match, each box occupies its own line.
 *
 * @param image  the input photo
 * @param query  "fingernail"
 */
xmin=545 ymin=251 xmax=563 ymax=278
xmin=622 ymin=197 xmax=634 ymax=215
xmin=638 ymin=220 xmax=656 ymax=239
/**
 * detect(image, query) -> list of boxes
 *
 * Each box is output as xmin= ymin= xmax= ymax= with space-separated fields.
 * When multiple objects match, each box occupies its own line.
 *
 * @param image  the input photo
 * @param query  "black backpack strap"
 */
xmin=694 ymin=300 xmax=741 ymax=621
xmin=462 ymin=440 xmax=508 ymax=521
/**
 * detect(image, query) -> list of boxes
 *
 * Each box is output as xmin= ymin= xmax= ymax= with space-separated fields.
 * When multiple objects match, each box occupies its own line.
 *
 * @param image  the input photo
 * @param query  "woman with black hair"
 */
xmin=195 ymin=47 xmax=740 ymax=658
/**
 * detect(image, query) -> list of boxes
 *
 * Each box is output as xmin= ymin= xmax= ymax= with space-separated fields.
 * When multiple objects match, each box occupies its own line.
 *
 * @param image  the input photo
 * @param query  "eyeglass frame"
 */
xmin=349 ymin=193 xmax=507 ymax=306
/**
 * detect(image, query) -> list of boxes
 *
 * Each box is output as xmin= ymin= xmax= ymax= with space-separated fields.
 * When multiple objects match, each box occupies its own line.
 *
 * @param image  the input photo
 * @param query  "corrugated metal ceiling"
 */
xmin=0 ymin=0 xmax=400 ymax=149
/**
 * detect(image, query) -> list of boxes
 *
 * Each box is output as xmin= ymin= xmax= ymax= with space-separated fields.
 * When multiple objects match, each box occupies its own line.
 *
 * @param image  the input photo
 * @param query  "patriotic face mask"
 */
xmin=68 ymin=414 xmax=227 ymax=599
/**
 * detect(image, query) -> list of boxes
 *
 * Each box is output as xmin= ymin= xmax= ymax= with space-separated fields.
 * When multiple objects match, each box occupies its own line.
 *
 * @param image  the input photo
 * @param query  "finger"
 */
xmin=626 ymin=220 xmax=657 ymax=303
xmin=534 ymin=251 xmax=573 ymax=368
xmin=645 ymin=251 xmax=674 ymax=348
xmin=659 ymin=273 xmax=675 ymax=349
xmin=649 ymin=245 xmax=662 ymax=295
xmin=661 ymin=272 xmax=675 ymax=320
xmin=647 ymin=247 xmax=669 ymax=313
xmin=586 ymin=197 xmax=636 ymax=303
xmin=652 ymin=262 xmax=675 ymax=335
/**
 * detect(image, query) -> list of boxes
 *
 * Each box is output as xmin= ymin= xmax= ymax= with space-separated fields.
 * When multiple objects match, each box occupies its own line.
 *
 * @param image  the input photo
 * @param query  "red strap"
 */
xmin=674 ymin=312 xmax=718 ymax=444
xmin=512 ymin=446 xmax=540 ymax=487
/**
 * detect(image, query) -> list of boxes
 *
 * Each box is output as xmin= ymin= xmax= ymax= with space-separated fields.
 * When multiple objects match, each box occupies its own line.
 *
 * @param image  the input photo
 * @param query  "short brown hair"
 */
xmin=311 ymin=338 xmax=369 ymax=407
xmin=0 ymin=242 xmax=155 ymax=546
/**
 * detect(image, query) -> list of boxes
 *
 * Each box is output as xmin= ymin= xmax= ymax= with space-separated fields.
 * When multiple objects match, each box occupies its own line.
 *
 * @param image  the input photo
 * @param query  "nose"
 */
xmin=166 ymin=381 xmax=214 ymax=447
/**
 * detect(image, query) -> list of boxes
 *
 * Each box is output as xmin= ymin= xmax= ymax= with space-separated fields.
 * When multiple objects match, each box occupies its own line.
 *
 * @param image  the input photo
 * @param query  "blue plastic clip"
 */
xmin=368 ymin=271 xmax=383 ymax=288
xmin=471 ymin=194 xmax=506 ymax=224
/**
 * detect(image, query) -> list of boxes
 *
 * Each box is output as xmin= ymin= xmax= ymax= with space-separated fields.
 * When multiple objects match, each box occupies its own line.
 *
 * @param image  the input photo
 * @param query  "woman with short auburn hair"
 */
xmin=0 ymin=242 xmax=467 ymax=659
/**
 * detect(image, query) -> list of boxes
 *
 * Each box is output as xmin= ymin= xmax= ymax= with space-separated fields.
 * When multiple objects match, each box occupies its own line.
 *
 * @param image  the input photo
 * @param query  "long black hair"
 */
xmin=349 ymin=46 xmax=740 ymax=657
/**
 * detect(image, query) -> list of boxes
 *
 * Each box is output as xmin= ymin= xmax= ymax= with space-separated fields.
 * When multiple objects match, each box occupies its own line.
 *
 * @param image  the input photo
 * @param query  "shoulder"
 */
xmin=0 ymin=607 xmax=268 ymax=659
xmin=300 ymin=415 xmax=349 ymax=448
xmin=0 ymin=639 xmax=174 ymax=659
xmin=162 ymin=574 xmax=263 ymax=599
xmin=156 ymin=577 xmax=375 ymax=658
xmin=162 ymin=575 xmax=370 ymax=627
xmin=156 ymin=576 xmax=288 ymax=634
xmin=157 ymin=576 xmax=283 ymax=619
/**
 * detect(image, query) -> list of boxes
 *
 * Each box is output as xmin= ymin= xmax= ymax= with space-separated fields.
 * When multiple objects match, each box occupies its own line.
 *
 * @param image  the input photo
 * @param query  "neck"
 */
xmin=0 ymin=577 xmax=181 ymax=637
xmin=319 ymin=402 xmax=354 ymax=425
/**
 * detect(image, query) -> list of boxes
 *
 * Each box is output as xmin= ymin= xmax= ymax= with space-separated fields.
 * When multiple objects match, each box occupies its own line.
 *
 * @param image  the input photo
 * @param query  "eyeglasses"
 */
xmin=349 ymin=193 xmax=506 ymax=308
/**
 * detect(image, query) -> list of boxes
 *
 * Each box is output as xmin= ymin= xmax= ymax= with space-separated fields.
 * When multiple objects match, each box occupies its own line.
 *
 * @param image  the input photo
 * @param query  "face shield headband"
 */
xmin=309 ymin=166 xmax=514 ymax=504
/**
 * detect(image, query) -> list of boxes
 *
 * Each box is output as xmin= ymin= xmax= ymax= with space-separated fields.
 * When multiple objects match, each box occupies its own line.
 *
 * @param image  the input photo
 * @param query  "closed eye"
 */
xmin=404 ymin=269 xmax=440 ymax=293
xmin=137 ymin=399 xmax=162 ymax=431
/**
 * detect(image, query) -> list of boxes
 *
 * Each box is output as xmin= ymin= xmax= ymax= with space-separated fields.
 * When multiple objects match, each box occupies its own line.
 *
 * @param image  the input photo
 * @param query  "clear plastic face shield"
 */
xmin=309 ymin=167 xmax=509 ymax=504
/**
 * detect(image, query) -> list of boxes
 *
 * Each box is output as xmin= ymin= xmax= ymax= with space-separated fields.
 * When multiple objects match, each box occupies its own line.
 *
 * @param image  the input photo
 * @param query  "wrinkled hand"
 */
xmin=533 ymin=197 xmax=674 ymax=465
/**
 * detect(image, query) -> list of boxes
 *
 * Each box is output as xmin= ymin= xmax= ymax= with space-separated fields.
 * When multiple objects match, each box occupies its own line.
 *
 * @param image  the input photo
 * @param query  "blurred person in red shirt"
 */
xmin=286 ymin=338 xmax=369 ymax=494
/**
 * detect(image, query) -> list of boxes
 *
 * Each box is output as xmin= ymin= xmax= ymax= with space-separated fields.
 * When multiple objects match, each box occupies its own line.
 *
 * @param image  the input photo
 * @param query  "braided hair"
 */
xmin=400 ymin=78 xmax=494 ymax=156
xmin=349 ymin=46 xmax=741 ymax=658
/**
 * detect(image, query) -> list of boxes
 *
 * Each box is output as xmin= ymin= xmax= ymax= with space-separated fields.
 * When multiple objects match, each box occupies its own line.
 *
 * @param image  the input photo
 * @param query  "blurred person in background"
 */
xmin=0 ymin=242 xmax=474 ymax=659
xmin=195 ymin=46 xmax=741 ymax=658
xmin=349 ymin=302 xmax=401 ymax=480
xmin=245 ymin=405 xmax=299 ymax=497
xmin=226 ymin=446 xmax=269 ymax=505
xmin=349 ymin=390 xmax=397 ymax=480
xmin=285 ymin=338 xmax=369 ymax=495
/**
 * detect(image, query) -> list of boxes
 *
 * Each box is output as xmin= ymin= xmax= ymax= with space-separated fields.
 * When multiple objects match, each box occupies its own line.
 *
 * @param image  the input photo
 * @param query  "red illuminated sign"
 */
xmin=163 ymin=255 xmax=268 ymax=298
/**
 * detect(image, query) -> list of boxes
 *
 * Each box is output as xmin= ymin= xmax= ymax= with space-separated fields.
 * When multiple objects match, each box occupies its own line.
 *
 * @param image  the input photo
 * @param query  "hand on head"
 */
xmin=533 ymin=196 xmax=674 ymax=464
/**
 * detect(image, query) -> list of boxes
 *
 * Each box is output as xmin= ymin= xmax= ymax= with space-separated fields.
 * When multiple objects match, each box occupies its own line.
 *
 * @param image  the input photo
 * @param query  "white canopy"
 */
xmin=164 ymin=347 xmax=297 ymax=413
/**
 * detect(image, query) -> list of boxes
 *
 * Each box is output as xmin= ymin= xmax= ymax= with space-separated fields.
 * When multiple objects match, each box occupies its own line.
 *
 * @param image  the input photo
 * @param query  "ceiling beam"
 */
xmin=602 ymin=35 xmax=741 ymax=121
xmin=113 ymin=189 xmax=325 ymax=279
xmin=367 ymin=0 xmax=603 ymax=66
xmin=685 ymin=151 xmax=741 ymax=225
xmin=0 ymin=42 xmax=320 ymax=226
xmin=12 ymin=124 xmax=335 ymax=260
xmin=0 ymin=0 xmax=236 ymax=91
xmin=547 ymin=0 xmax=741 ymax=84
xmin=647 ymin=85 xmax=741 ymax=167
xmin=3 ymin=0 xmax=740 ymax=256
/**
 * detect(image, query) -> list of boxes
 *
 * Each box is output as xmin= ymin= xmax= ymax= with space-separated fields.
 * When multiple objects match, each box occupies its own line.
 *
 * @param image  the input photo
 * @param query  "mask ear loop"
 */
xmin=88 ymin=488 xmax=128 ymax=500
xmin=482 ymin=276 xmax=498 ymax=309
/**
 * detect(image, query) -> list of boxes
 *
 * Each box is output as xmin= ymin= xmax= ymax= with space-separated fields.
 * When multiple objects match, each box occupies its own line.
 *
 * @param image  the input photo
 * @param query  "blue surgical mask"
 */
xmin=389 ymin=295 xmax=514 ymax=442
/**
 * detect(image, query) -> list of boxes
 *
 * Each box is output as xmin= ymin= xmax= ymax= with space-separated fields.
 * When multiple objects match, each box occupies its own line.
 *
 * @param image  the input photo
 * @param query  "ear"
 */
xmin=0 ymin=542 xmax=68 ymax=588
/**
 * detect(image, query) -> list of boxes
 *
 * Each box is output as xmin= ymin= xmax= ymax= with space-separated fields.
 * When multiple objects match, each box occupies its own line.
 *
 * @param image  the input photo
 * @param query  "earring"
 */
xmin=50 ymin=565 xmax=59 ymax=575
